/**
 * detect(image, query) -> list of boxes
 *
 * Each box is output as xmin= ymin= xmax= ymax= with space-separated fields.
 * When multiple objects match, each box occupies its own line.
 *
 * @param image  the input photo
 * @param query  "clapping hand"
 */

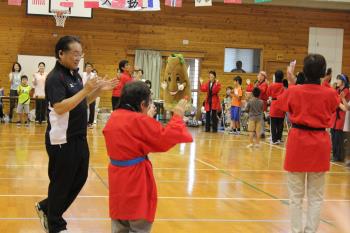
xmin=96 ymin=76 xmax=119 ymax=91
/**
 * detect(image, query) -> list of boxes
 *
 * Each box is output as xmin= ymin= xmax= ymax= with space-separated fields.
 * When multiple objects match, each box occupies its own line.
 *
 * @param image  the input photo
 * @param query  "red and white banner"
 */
xmin=8 ymin=0 xmax=22 ymax=5
xmin=100 ymin=0 xmax=160 ymax=11
xmin=224 ymin=0 xmax=242 ymax=3
xmin=165 ymin=0 xmax=182 ymax=8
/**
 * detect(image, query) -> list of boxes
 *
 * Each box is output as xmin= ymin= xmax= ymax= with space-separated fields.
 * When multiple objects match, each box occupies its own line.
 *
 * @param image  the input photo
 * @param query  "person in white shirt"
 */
xmin=33 ymin=62 xmax=48 ymax=124
xmin=83 ymin=63 xmax=96 ymax=128
xmin=9 ymin=62 xmax=23 ymax=122
xmin=340 ymin=91 xmax=350 ymax=168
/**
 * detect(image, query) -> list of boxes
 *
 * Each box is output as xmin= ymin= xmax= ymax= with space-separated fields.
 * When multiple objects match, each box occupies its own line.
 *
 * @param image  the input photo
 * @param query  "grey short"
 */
xmin=112 ymin=219 xmax=152 ymax=233
xmin=17 ymin=104 xmax=30 ymax=114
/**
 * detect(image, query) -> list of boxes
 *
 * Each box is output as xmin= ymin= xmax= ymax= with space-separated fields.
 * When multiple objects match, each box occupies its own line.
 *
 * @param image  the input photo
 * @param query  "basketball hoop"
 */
xmin=52 ymin=10 xmax=70 ymax=27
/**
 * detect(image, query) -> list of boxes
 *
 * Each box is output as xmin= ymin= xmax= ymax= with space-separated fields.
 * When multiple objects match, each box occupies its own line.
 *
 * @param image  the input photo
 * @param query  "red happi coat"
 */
xmin=275 ymin=84 xmax=339 ymax=172
xmin=257 ymin=81 xmax=268 ymax=111
xmin=112 ymin=72 xmax=133 ymax=97
xmin=267 ymin=83 xmax=285 ymax=118
xmin=103 ymin=109 xmax=193 ymax=222
xmin=200 ymin=80 xmax=221 ymax=111
xmin=331 ymin=88 xmax=350 ymax=130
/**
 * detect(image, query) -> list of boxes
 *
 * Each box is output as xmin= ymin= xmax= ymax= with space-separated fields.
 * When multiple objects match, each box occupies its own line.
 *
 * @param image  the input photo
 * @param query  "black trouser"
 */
xmin=35 ymin=99 xmax=47 ymax=123
xmin=271 ymin=117 xmax=284 ymax=143
xmin=344 ymin=132 xmax=350 ymax=163
xmin=9 ymin=89 xmax=18 ymax=120
xmin=39 ymin=137 xmax=90 ymax=233
xmin=331 ymin=129 xmax=344 ymax=162
xmin=112 ymin=97 xmax=120 ymax=110
xmin=205 ymin=110 xmax=218 ymax=132
xmin=0 ymin=101 xmax=3 ymax=119
xmin=88 ymin=101 xmax=96 ymax=125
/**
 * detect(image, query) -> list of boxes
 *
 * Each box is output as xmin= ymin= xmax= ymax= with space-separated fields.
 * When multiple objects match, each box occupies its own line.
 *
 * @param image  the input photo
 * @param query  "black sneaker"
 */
xmin=35 ymin=203 xmax=48 ymax=233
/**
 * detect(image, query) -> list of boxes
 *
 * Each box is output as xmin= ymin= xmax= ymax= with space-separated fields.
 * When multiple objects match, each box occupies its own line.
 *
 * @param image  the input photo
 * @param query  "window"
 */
xmin=224 ymin=48 xmax=261 ymax=73
xmin=185 ymin=58 xmax=200 ymax=108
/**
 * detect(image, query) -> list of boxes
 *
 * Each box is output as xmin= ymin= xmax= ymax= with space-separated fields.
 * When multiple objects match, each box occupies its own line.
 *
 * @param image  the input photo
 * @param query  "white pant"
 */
xmin=112 ymin=219 xmax=152 ymax=233
xmin=287 ymin=172 xmax=326 ymax=233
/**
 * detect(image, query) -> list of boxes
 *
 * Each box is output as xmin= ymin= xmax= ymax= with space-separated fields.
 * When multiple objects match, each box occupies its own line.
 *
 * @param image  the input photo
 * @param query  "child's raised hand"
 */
xmin=287 ymin=66 xmax=296 ymax=84
xmin=147 ymin=104 xmax=157 ymax=118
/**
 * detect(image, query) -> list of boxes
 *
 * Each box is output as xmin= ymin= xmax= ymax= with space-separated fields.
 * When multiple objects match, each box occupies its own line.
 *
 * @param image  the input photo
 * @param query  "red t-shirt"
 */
xmin=275 ymin=84 xmax=339 ymax=172
xmin=267 ymin=83 xmax=285 ymax=118
xmin=112 ymin=72 xmax=133 ymax=97
xmin=103 ymin=109 xmax=193 ymax=222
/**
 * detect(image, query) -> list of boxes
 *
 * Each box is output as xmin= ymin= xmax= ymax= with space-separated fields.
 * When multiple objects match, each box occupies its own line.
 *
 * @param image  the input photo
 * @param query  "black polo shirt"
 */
xmin=45 ymin=61 xmax=87 ymax=145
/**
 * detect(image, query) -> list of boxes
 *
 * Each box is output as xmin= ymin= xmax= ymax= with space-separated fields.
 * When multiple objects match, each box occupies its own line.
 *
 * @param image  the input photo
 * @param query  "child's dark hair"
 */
xmin=296 ymin=72 xmax=306 ymax=85
xmin=252 ymin=87 xmax=261 ymax=98
xmin=21 ymin=75 xmax=28 ymax=81
xmin=145 ymin=80 xmax=152 ymax=89
xmin=303 ymin=54 xmax=326 ymax=84
xmin=119 ymin=60 xmax=129 ymax=72
xmin=283 ymin=79 xmax=289 ymax=89
xmin=326 ymin=68 xmax=332 ymax=76
xmin=209 ymin=70 xmax=216 ymax=77
xmin=233 ymin=76 xmax=242 ymax=85
xmin=274 ymin=70 xmax=284 ymax=83
xmin=226 ymin=86 xmax=233 ymax=90
xmin=118 ymin=81 xmax=151 ymax=112
xmin=12 ymin=62 xmax=22 ymax=72
xmin=337 ymin=74 xmax=349 ymax=88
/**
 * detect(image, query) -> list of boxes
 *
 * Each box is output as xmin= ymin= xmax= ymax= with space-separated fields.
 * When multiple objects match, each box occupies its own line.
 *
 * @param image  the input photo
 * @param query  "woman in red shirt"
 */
xmin=104 ymin=81 xmax=193 ymax=233
xmin=255 ymin=71 xmax=268 ymax=138
xmin=275 ymin=54 xmax=339 ymax=233
xmin=331 ymin=74 xmax=350 ymax=162
xmin=267 ymin=70 xmax=285 ymax=144
xmin=200 ymin=71 xmax=221 ymax=133
xmin=112 ymin=60 xmax=133 ymax=110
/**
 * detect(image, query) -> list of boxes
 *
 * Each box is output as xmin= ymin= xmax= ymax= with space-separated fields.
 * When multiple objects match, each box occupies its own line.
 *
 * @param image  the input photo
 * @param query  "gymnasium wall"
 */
xmin=0 ymin=1 xmax=349 ymax=109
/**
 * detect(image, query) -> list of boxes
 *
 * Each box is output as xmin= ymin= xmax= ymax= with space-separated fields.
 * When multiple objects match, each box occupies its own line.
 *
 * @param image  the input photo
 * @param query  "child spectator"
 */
xmin=229 ymin=76 xmax=243 ymax=134
xmin=246 ymin=88 xmax=264 ymax=148
xmin=17 ymin=75 xmax=32 ymax=127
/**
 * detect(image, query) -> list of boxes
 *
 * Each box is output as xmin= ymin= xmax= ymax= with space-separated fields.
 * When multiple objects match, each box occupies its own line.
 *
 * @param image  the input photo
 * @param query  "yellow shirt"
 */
xmin=17 ymin=85 xmax=31 ymax=104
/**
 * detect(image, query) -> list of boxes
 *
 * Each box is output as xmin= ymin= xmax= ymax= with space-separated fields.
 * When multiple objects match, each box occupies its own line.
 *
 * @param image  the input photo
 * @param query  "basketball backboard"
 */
xmin=27 ymin=0 xmax=93 ymax=18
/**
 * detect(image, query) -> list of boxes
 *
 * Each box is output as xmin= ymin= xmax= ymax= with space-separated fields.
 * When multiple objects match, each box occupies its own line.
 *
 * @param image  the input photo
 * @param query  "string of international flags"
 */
xmin=8 ymin=0 xmax=272 ymax=11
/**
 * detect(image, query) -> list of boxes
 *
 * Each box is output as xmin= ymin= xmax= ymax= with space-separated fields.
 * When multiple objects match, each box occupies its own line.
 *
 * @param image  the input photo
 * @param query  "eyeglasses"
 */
xmin=65 ymin=51 xmax=85 ymax=58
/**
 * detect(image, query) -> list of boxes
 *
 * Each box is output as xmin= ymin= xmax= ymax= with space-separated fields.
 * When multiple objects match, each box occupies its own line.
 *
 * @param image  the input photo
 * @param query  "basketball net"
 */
xmin=52 ymin=10 xmax=69 ymax=27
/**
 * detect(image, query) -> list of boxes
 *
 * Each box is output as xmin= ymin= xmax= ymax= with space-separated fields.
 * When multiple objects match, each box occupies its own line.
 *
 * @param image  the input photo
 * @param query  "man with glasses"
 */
xmin=35 ymin=36 xmax=118 ymax=233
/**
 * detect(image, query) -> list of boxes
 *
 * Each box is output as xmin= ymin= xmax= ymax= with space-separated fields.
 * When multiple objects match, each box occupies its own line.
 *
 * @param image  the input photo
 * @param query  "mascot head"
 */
xmin=161 ymin=54 xmax=191 ymax=111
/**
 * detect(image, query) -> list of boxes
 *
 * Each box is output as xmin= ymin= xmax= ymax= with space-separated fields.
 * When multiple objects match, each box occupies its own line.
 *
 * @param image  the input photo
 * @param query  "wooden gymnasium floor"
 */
xmin=0 ymin=123 xmax=349 ymax=233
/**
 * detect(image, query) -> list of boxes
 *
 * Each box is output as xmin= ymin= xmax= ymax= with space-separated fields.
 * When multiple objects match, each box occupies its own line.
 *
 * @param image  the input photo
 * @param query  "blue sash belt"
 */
xmin=110 ymin=156 xmax=148 ymax=167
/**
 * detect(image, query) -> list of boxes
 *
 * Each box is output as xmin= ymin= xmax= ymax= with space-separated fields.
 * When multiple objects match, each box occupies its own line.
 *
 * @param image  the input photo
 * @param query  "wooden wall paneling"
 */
xmin=0 ymin=1 xmax=349 ymax=112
